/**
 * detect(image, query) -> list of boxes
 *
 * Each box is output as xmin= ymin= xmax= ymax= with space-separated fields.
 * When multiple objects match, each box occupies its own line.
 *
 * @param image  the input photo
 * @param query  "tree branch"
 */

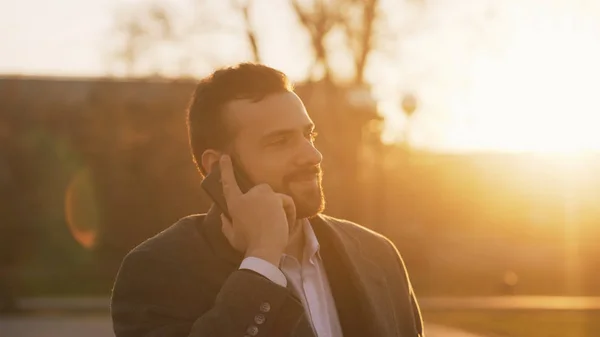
xmin=232 ymin=0 xmax=261 ymax=63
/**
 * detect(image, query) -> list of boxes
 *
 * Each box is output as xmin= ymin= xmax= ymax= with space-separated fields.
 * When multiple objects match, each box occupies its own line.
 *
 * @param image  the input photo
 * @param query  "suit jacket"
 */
xmin=111 ymin=207 xmax=424 ymax=337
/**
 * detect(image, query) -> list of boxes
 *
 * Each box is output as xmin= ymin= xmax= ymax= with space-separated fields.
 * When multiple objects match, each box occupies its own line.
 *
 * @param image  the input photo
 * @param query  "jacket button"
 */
xmin=254 ymin=314 xmax=266 ymax=325
xmin=259 ymin=302 xmax=271 ymax=313
xmin=246 ymin=325 xmax=259 ymax=336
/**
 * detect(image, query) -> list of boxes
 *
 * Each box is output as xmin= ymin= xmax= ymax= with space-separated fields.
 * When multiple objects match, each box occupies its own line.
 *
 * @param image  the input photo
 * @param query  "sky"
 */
xmin=2 ymin=0 xmax=600 ymax=153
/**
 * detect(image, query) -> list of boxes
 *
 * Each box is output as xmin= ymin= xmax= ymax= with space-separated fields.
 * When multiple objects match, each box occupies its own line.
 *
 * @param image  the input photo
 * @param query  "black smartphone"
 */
xmin=201 ymin=160 xmax=255 ymax=220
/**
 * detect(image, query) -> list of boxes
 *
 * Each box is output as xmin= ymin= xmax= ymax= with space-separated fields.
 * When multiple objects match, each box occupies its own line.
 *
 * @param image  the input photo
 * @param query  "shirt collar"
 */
xmin=301 ymin=218 xmax=321 ymax=262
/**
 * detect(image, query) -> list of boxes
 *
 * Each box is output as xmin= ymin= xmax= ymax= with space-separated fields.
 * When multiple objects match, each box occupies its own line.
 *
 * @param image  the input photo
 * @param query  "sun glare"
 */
xmin=449 ymin=6 xmax=600 ymax=153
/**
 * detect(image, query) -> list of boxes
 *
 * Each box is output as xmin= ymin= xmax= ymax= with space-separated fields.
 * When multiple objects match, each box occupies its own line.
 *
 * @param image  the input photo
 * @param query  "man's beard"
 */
xmin=282 ymin=166 xmax=325 ymax=219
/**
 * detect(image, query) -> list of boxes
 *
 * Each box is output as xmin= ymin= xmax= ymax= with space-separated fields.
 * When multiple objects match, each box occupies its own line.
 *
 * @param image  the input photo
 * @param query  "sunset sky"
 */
xmin=2 ymin=0 xmax=600 ymax=153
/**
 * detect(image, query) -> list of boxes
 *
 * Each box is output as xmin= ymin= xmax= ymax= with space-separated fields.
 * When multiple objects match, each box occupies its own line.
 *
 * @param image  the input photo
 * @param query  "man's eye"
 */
xmin=271 ymin=137 xmax=288 ymax=146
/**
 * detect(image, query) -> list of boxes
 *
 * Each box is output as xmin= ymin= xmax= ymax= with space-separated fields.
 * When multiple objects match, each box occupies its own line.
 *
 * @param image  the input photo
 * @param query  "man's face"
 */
xmin=225 ymin=91 xmax=324 ymax=219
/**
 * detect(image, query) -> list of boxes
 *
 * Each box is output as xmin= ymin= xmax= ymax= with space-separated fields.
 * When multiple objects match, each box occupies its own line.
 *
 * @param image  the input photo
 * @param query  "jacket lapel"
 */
xmin=311 ymin=215 xmax=399 ymax=337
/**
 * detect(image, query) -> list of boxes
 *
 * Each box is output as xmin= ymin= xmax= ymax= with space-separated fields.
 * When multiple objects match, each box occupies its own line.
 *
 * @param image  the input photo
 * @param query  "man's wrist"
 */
xmin=245 ymin=248 xmax=284 ymax=267
xmin=239 ymin=256 xmax=287 ymax=287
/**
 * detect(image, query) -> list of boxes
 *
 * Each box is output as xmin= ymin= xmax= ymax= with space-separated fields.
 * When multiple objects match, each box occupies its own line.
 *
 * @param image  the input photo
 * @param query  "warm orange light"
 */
xmin=446 ymin=9 xmax=600 ymax=153
xmin=64 ymin=167 xmax=100 ymax=249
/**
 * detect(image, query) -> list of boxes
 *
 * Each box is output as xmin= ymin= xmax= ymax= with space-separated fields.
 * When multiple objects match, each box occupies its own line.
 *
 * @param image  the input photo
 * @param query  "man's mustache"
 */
xmin=284 ymin=166 xmax=322 ymax=182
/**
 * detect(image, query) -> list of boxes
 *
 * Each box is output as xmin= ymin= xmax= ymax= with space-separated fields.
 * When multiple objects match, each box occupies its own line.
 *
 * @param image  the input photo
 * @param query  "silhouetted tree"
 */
xmin=110 ymin=0 xmax=412 ymax=85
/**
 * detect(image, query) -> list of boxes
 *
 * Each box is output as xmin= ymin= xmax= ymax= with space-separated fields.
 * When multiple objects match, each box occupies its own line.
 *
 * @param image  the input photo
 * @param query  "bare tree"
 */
xmin=110 ymin=0 xmax=409 ymax=82
xmin=339 ymin=0 xmax=379 ymax=84
xmin=289 ymin=0 xmax=405 ymax=85
xmin=110 ymin=0 xmax=261 ymax=76
xmin=289 ymin=0 xmax=370 ymax=83
xmin=233 ymin=0 xmax=261 ymax=63
xmin=112 ymin=4 xmax=175 ymax=76
xmin=290 ymin=0 xmax=341 ymax=82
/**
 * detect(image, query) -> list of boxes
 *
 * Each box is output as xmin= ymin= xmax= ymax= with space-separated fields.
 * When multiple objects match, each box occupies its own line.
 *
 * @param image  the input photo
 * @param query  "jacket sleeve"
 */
xmin=111 ymin=250 xmax=305 ymax=337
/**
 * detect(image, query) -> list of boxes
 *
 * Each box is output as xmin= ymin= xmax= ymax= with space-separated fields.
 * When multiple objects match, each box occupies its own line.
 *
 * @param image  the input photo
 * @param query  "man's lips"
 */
xmin=290 ymin=172 xmax=319 ymax=182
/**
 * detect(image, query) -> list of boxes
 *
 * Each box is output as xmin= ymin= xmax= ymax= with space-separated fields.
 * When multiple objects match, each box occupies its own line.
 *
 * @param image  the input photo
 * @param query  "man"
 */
xmin=111 ymin=63 xmax=424 ymax=337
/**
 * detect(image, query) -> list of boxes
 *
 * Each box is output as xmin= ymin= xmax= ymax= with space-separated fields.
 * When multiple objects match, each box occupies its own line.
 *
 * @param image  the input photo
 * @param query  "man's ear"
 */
xmin=200 ymin=149 xmax=222 ymax=175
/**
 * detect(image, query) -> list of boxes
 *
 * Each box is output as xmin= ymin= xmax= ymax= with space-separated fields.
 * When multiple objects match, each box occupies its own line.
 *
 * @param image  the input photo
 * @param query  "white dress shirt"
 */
xmin=239 ymin=219 xmax=343 ymax=337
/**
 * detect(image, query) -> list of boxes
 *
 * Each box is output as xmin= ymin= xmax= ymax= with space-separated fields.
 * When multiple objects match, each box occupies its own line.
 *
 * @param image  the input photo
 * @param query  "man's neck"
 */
xmin=285 ymin=219 xmax=305 ymax=261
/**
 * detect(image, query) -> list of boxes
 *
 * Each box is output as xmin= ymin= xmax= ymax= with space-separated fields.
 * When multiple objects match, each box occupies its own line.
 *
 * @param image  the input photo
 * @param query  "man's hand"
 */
xmin=219 ymin=155 xmax=296 ymax=266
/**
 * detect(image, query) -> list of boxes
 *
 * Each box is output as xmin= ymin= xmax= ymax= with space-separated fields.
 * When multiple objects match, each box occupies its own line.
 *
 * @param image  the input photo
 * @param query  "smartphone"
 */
xmin=201 ymin=160 xmax=255 ymax=220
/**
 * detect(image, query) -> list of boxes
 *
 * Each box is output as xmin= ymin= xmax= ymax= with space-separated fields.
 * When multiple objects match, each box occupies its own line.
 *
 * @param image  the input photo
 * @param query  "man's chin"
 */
xmin=295 ymin=204 xmax=324 ymax=219
xmin=292 ymin=193 xmax=325 ymax=219
xmin=286 ymin=179 xmax=325 ymax=219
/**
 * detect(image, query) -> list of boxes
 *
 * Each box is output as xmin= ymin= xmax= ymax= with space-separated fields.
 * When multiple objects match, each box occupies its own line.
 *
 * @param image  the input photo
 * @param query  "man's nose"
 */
xmin=296 ymin=139 xmax=323 ymax=166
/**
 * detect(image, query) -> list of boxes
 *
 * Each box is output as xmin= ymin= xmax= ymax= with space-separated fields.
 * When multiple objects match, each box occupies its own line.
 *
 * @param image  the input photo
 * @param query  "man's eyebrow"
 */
xmin=261 ymin=123 xmax=315 ymax=141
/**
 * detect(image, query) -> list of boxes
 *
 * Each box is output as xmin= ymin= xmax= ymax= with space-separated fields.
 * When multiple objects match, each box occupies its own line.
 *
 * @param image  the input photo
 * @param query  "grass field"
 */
xmin=424 ymin=310 xmax=600 ymax=337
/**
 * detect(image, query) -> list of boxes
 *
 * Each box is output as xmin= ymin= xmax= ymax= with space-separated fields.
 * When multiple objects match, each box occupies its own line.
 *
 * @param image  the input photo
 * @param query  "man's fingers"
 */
xmin=221 ymin=214 xmax=234 ymax=240
xmin=277 ymin=193 xmax=296 ymax=223
xmin=220 ymin=155 xmax=242 ymax=199
xmin=251 ymin=183 xmax=273 ymax=193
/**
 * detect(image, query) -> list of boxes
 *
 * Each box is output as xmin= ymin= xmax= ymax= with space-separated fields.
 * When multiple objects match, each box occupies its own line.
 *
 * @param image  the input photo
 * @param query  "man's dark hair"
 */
xmin=187 ymin=63 xmax=294 ymax=177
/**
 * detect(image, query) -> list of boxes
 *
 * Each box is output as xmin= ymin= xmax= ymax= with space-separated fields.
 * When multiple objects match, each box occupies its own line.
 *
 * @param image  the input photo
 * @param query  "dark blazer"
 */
xmin=111 ymin=207 xmax=424 ymax=337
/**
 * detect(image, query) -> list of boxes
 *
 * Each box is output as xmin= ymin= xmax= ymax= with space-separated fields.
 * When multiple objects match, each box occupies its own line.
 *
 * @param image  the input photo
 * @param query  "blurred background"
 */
xmin=2 ymin=0 xmax=600 ymax=336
